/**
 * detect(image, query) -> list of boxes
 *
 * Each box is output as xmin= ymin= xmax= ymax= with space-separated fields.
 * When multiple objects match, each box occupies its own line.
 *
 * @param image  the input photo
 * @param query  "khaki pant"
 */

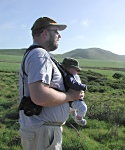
xmin=19 ymin=124 xmax=62 ymax=150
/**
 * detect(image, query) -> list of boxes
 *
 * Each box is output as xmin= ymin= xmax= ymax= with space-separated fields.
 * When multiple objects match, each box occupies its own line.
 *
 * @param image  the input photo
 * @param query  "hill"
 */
xmin=0 ymin=49 xmax=26 ymax=55
xmin=0 ymin=48 xmax=125 ymax=61
xmin=55 ymin=48 xmax=125 ymax=61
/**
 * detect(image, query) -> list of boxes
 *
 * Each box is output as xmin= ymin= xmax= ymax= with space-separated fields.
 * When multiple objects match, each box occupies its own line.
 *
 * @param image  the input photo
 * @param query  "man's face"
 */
xmin=47 ymin=27 xmax=61 ymax=51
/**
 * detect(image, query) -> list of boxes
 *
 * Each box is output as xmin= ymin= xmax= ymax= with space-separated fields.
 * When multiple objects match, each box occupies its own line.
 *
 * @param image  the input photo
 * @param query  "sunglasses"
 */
xmin=47 ymin=29 xmax=59 ymax=35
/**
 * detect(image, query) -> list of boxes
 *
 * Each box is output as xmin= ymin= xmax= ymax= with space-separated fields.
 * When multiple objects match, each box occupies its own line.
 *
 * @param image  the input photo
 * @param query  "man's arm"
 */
xmin=29 ymin=81 xmax=84 ymax=107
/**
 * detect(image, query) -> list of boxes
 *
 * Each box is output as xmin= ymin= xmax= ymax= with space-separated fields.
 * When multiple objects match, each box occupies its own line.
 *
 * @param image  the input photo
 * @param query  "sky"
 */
xmin=0 ymin=0 xmax=125 ymax=55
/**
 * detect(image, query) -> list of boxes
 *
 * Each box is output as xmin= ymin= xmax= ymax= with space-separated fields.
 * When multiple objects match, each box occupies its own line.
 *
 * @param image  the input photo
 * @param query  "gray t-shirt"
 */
xmin=19 ymin=46 xmax=69 ymax=129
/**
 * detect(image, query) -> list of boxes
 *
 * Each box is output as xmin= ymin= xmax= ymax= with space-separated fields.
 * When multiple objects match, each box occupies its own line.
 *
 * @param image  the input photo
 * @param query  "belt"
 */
xmin=44 ymin=122 xmax=64 ymax=126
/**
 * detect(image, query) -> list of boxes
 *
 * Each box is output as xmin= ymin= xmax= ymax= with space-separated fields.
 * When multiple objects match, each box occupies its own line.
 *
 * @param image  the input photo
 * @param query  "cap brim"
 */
xmin=58 ymin=25 xmax=67 ymax=31
xmin=75 ymin=67 xmax=81 ymax=71
xmin=61 ymin=63 xmax=81 ymax=71
xmin=70 ymin=65 xmax=81 ymax=71
xmin=51 ymin=24 xmax=67 ymax=31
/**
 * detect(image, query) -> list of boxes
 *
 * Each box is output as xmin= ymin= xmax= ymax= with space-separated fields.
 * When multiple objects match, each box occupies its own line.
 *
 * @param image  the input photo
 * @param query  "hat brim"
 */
xmin=58 ymin=25 xmax=67 ymax=31
xmin=61 ymin=63 xmax=81 ymax=71
xmin=73 ymin=66 xmax=81 ymax=71
xmin=69 ymin=66 xmax=81 ymax=71
xmin=50 ymin=24 xmax=67 ymax=31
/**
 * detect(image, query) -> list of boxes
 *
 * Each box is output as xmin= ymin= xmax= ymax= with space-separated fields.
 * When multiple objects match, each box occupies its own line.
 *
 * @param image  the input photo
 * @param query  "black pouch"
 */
xmin=18 ymin=96 xmax=42 ymax=116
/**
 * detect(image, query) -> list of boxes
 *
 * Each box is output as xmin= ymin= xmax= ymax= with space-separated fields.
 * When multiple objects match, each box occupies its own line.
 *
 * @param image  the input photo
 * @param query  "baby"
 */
xmin=61 ymin=57 xmax=87 ymax=126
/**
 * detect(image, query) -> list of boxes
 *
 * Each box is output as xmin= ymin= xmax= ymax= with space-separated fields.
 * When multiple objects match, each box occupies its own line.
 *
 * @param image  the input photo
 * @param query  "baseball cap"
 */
xmin=61 ymin=57 xmax=81 ymax=71
xmin=31 ymin=17 xmax=67 ymax=31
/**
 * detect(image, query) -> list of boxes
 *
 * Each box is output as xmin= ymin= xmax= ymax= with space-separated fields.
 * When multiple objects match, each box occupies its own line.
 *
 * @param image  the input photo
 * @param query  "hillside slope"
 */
xmin=55 ymin=48 xmax=125 ymax=61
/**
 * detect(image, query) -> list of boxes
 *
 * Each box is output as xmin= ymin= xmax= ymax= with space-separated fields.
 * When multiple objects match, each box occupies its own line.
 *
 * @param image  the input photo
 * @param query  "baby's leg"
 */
xmin=71 ymin=100 xmax=87 ymax=118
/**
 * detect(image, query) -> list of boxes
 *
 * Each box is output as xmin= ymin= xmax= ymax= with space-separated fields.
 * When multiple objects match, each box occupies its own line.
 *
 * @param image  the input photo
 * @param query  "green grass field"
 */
xmin=0 ymin=53 xmax=125 ymax=150
xmin=55 ymin=57 xmax=125 ymax=68
xmin=1 ymin=54 xmax=125 ymax=76
xmin=0 ymin=55 xmax=22 ymax=62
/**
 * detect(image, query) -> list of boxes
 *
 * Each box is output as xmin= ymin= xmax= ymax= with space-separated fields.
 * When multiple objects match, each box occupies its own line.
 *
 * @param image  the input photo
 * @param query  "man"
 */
xmin=19 ymin=17 xmax=84 ymax=150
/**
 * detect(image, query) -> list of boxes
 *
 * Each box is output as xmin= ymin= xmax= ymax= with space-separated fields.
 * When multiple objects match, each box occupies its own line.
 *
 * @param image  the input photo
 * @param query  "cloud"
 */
xmin=0 ymin=23 xmax=15 ymax=30
xmin=75 ymin=35 xmax=84 ymax=39
xmin=71 ymin=19 xmax=77 ymax=24
xmin=81 ymin=19 xmax=89 ymax=26
xmin=20 ymin=24 xmax=27 ymax=29
xmin=0 ymin=22 xmax=27 ymax=31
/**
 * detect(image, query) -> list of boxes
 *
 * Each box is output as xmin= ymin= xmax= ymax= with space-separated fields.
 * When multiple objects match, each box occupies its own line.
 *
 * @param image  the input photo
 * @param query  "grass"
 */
xmin=63 ymin=119 xmax=125 ymax=150
xmin=78 ymin=58 xmax=125 ymax=68
xmin=1 ymin=55 xmax=125 ymax=78
xmin=0 ymin=53 xmax=125 ymax=150
xmin=55 ymin=57 xmax=125 ymax=68
xmin=0 ymin=62 xmax=20 ymax=72
xmin=82 ymin=68 xmax=125 ymax=78
xmin=0 ymin=55 xmax=23 ymax=62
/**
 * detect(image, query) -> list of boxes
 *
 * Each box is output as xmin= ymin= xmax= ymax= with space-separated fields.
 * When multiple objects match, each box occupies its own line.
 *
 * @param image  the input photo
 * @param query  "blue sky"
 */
xmin=0 ymin=0 xmax=125 ymax=55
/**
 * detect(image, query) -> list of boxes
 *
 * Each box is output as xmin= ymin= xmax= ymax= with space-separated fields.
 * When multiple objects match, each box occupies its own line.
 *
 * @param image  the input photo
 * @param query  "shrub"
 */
xmin=112 ymin=73 xmax=125 ymax=79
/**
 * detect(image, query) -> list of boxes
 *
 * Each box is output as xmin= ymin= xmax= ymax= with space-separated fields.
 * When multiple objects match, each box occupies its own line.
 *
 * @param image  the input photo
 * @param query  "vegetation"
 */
xmin=0 ymin=49 xmax=125 ymax=150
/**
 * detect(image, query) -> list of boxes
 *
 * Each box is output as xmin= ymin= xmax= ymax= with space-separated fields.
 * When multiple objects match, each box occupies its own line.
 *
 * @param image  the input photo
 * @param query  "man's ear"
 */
xmin=42 ymin=29 xmax=49 ymax=38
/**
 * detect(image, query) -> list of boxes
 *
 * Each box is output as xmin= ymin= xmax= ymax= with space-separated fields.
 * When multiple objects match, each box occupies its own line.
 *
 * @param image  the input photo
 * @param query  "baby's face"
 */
xmin=67 ymin=67 xmax=79 ymax=75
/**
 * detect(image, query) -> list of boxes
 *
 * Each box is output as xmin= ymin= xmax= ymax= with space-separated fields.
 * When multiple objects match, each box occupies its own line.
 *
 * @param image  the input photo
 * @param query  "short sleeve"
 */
xmin=25 ymin=48 xmax=53 ymax=85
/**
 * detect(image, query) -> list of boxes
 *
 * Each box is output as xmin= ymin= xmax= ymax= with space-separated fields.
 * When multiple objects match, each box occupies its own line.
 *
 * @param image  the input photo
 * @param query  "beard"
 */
xmin=47 ymin=33 xmax=58 ymax=51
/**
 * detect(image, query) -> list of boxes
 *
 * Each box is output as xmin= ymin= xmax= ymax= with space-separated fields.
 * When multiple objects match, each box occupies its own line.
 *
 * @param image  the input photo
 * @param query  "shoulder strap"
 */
xmin=22 ymin=45 xmax=43 ymax=75
xmin=50 ymin=55 xmax=69 ymax=91
xmin=50 ymin=55 xmax=66 ymax=79
xmin=21 ymin=45 xmax=43 ymax=96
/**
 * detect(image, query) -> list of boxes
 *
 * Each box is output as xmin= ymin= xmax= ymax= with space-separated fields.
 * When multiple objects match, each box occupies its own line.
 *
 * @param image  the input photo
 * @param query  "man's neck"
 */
xmin=33 ymin=41 xmax=48 ymax=51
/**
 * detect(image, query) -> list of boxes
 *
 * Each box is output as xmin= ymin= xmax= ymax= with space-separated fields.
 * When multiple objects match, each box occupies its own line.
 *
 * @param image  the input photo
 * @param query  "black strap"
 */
xmin=50 ymin=55 xmax=69 ymax=91
xmin=50 ymin=56 xmax=66 ymax=79
xmin=22 ymin=45 xmax=43 ymax=96
xmin=22 ymin=45 xmax=43 ymax=75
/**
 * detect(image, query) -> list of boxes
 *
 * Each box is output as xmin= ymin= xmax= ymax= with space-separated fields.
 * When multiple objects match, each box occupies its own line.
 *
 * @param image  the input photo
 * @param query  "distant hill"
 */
xmin=0 ymin=47 xmax=125 ymax=61
xmin=0 ymin=49 xmax=26 ymax=55
xmin=55 ymin=48 xmax=125 ymax=61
